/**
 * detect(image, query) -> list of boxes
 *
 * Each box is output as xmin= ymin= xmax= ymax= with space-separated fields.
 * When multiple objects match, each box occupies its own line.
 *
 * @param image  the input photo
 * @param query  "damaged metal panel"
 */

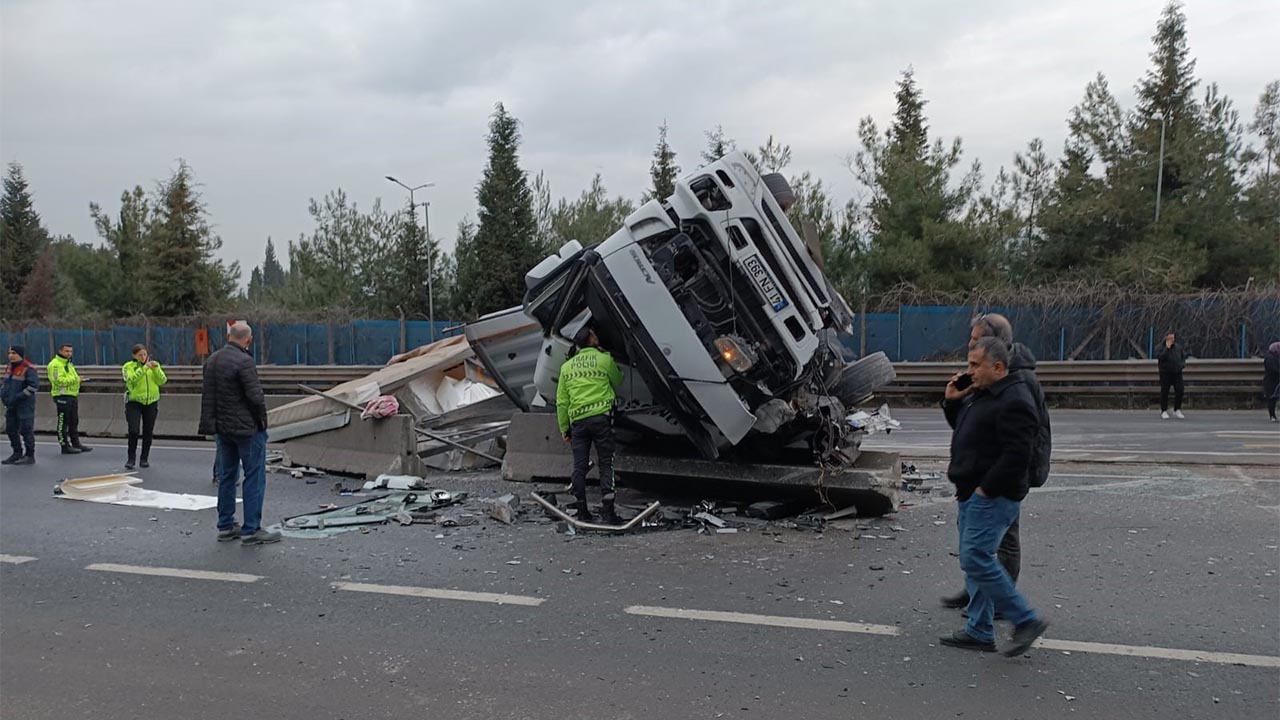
xmin=464 ymin=307 xmax=542 ymax=412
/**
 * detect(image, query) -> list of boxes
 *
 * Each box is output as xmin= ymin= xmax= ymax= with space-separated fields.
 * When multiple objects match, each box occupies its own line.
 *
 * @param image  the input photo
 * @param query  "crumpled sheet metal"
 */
xmin=272 ymin=490 xmax=465 ymax=538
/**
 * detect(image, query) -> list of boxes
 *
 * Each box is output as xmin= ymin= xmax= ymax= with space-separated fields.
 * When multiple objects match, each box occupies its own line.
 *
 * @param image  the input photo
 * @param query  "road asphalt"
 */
xmin=1 ymin=410 xmax=1277 ymax=719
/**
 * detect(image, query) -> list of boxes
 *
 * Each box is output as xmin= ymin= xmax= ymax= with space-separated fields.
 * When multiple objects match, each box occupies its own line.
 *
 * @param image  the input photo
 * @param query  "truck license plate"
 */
xmin=743 ymin=255 xmax=788 ymax=312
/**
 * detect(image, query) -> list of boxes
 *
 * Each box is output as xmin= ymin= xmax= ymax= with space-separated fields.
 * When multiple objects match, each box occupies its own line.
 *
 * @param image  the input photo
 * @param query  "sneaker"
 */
xmin=1 ymin=453 xmax=21 ymax=465
xmin=125 ymin=460 xmax=136 ymax=470
xmin=14 ymin=456 xmax=34 ymax=466
xmin=1173 ymin=410 xmax=1185 ymax=419
xmin=939 ymin=630 xmax=996 ymax=653
xmin=941 ymin=590 xmax=970 ymax=609
xmin=217 ymin=523 xmax=242 ymax=542
xmin=1160 ymin=411 xmax=1169 ymax=420
xmin=241 ymin=528 xmax=282 ymax=545
xmin=61 ymin=446 xmax=83 ymax=455
xmin=1270 ymin=416 xmax=1278 ymax=423
xmin=1004 ymin=618 xmax=1050 ymax=657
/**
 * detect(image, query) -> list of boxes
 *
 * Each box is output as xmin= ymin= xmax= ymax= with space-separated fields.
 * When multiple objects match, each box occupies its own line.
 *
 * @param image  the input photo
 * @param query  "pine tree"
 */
xmin=853 ymin=68 xmax=984 ymax=293
xmin=550 ymin=175 xmax=635 ymax=248
xmin=755 ymin=135 xmax=792 ymax=174
xmin=648 ymin=121 xmax=681 ymax=201
xmin=701 ymin=125 xmax=736 ymax=164
xmin=1 ymin=162 xmax=50 ymax=315
xmin=90 ymin=185 xmax=151 ymax=314
xmin=456 ymin=103 xmax=541 ymax=318
xmin=144 ymin=160 xmax=237 ymax=315
xmin=262 ymin=237 xmax=285 ymax=289
xmin=17 ymin=246 xmax=58 ymax=319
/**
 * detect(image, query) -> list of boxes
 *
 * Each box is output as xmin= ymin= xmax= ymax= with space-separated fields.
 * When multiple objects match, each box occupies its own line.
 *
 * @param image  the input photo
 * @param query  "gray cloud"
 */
xmin=2 ymin=0 xmax=1277 ymax=284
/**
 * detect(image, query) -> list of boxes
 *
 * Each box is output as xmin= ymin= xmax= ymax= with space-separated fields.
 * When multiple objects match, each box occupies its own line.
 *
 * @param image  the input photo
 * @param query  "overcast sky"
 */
xmin=2 ymin=0 xmax=1277 ymax=281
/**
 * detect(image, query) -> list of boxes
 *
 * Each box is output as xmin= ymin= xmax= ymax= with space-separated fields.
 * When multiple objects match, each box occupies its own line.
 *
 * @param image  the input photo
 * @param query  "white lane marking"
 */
xmin=332 ymin=581 xmax=544 ymax=606
xmin=86 ymin=563 xmax=261 ymax=583
xmin=0 ymin=554 xmax=37 ymax=564
xmin=625 ymin=605 xmax=900 ymax=637
xmin=36 ymin=441 xmax=214 ymax=453
xmin=1036 ymin=638 xmax=1280 ymax=669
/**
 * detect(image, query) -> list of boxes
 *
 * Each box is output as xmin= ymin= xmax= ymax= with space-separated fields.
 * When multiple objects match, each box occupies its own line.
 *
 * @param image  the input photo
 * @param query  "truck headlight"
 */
xmin=715 ymin=336 xmax=755 ymax=373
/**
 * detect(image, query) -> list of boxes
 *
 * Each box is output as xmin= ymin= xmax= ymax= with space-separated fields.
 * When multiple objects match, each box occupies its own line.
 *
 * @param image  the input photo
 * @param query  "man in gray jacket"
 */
xmin=941 ymin=313 xmax=1051 ymax=610
xmin=199 ymin=322 xmax=278 ymax=545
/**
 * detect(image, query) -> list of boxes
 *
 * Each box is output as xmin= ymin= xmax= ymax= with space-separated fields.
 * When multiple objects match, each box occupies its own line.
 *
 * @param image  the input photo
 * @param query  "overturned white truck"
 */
xmin=479 ymin=151 xmax=902 ymax=513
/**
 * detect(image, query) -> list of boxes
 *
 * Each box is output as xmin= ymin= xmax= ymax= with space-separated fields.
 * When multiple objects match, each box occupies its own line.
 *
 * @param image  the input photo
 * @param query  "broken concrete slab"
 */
xmin=487 ymin=494 xmax=521 ymax=525
xmin=502 ymin=412 xmax=900 ymax=515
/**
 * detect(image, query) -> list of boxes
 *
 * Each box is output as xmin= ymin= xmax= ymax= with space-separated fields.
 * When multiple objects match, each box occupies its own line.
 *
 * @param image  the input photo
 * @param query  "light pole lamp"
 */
xmin=385 ymin=176 xmax=437 ymax=340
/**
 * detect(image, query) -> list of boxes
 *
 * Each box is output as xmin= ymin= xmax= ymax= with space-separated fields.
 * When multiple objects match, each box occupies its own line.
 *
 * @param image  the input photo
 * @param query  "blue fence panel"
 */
xmin=857 ymin=313 xmax=900 ymax=361
xmin=110 ymin=326 xmax=146 ymax=365
xmin=350 ymin=321 xmax=395 ymax=365
xmin=900 ymin=306 xmax=971 ymax=361
xmin=263 ymin=323 xmax=304 ymax=365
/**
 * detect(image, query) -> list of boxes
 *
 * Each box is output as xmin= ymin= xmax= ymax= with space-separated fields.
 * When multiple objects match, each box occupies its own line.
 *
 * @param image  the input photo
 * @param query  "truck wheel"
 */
xmin=832 ymin=351 xmax=895 ymax=407
xmin=762 ymin=173 xmax=796 ymax=212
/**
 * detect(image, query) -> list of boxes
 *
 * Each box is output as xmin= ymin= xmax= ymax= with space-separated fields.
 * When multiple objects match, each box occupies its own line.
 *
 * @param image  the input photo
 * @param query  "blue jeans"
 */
xmin=216 ymin=431 xmax=268 ymax=535
xmin=212 ymin=438 xmax=240 ymax=483
xmin=958 ymin=494 xmax=1037 ymax=643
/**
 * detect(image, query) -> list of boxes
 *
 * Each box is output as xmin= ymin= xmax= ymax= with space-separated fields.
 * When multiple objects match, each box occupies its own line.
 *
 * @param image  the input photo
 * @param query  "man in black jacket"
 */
xmin=942 ymin=314 xmax=1051 ymax=610
xmin=939 ymin=337 xmax=1048 ymax=657
xmin=1155 ymin=331 xmax=1187 ymax=419
xmin=199 ymin=322 xmax=279 ymax=545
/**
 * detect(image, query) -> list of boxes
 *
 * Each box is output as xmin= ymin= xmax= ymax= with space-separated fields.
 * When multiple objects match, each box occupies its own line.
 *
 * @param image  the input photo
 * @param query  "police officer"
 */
xmin=557 ymin=326 xmax=624 ymax=523
xmin=49 ymin=343 xmax=91 ymax=454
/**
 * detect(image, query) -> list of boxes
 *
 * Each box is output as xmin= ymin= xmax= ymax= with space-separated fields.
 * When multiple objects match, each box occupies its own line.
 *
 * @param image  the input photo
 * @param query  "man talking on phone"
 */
xmin=939 ymin=337 xmax=1049 ymax=657
xmin=941 ymin=314 xmax=1051 ymax=611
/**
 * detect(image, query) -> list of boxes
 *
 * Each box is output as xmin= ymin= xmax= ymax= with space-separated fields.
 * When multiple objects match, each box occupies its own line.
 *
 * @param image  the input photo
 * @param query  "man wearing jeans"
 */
xmin=199 ymin=322 xmax=278 ymax=545
xmin=940 ymin=337 xmax=1049 ymax=657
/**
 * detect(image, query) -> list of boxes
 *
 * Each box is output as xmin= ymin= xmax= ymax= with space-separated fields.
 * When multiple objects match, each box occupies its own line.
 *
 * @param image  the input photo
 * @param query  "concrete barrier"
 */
xmin=5 ymin=394 xmax=302 ymax=439
xmin=280 ymin=415 xmax=423 ymax=480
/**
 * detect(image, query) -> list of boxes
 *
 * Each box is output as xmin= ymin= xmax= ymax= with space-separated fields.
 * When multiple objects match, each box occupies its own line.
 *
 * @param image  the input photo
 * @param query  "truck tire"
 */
xmin=832 ymin=351 xmax=895 ymax=407
xmin=762 ymin=173 xmax=796 ymax=212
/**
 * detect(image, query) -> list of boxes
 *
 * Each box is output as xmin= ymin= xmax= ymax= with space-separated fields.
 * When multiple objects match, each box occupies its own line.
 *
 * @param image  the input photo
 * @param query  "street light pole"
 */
xmin=1154 ymin=113 xmax=1167 ymax=224
xmin=384 ymin=176 xmax=436 ymax=341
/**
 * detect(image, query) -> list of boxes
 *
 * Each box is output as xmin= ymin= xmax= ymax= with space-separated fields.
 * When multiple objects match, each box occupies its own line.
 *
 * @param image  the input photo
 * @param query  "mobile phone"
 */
xmin=953 ymin=373 xmax=973 ymax=391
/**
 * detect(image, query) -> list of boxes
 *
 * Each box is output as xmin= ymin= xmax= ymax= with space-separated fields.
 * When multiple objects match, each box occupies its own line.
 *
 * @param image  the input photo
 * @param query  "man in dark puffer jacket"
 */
xmin=199 ymin=322 xmax=278 ymax=545
xmin=941 ymin=313 xmax=1052 ymax=611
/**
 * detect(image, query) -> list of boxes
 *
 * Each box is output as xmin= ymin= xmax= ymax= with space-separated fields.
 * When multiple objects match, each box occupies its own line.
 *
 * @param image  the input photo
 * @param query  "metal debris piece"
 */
xmin=693 ymin=511 xmax=727 ymax=529
xmin=845 ymin=404 xmax=901 ymax=435
xmin=823 ymin=504 xmax=860 ymax=521
xmin=531 ymin=492 xmax=660 ymax=533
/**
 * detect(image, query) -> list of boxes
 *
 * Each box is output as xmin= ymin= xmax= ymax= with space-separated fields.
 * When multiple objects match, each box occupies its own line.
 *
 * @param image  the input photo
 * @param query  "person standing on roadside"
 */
xmin=938 ymin=337 xmax=1049 ymax=657
xmin=1155 ymin=332 xmax=1188 ymax=420
xmin=199 ymin=322 xmax=278 ymax=545
xmin=122 ymin=344 xmax=167 ymax=469
xmin=941 ymin=314 xmax=1051 ymax=611
xmin=2 ymin=345 xmax=39 ymax=466
xmin=49 ymin=343 xmax=92 ymax=454
xmin=1264 ymin=342 xmax=1280 ymax=423
xmin=557 ymin=325 xmax=624 ymax=524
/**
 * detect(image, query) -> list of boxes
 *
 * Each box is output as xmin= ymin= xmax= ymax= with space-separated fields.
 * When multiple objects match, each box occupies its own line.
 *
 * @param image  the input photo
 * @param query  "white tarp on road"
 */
xmin=58 ymin=473 xmax=234 ymax=511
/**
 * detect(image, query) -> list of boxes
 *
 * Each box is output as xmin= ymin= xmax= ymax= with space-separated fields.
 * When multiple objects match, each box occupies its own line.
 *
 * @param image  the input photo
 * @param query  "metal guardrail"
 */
xmin=50 ymin=359 xmax=1265 ymax=396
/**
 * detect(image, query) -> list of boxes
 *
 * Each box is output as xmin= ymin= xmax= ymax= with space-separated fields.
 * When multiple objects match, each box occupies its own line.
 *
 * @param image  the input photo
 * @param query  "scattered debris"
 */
xmin=487 ymin=494 xmax=522 ymax=525
xmin=844 ymin=404 xmax=901 ymax=435
xmin=363 ymin=474 xmax=432 ymax=491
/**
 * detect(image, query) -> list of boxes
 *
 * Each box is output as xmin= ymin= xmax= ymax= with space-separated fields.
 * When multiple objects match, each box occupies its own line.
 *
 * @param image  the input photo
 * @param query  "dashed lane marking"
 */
xmin=0 ymin=555 xmax=37 ymax=564
xmin=625 ymin=605 xmax=901 ymax=636
xmin=1035 ymin=638 xmax=1280 ymax=669
xmin=86 ymin=563 xmax=261 ymax=583
xmin=332 ymin=581 xmax=545 ymax=606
